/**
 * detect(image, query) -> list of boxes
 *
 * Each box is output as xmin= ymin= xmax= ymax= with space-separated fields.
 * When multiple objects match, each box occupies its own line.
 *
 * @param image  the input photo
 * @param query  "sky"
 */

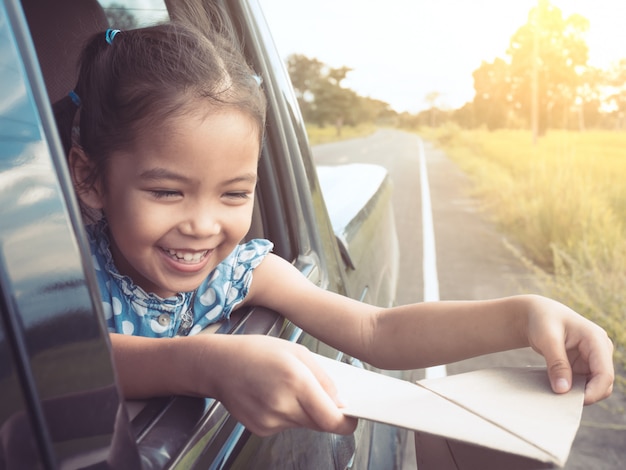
xmin=258 ymin=0 xmax=626 ymax=113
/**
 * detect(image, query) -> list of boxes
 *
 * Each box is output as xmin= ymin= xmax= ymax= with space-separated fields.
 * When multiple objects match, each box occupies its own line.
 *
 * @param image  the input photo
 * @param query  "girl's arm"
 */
xmin=109 ymin=332 xmax=357 ymax=436
xmin=247 ymin=254 xmax=614 ymax=405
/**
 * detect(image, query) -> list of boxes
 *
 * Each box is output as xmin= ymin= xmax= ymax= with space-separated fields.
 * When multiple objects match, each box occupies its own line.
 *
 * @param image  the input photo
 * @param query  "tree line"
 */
xmin=288 ymin=0 xmax=625 ymax=134
xmin=286 ymin=55 xmax=397 ymax=134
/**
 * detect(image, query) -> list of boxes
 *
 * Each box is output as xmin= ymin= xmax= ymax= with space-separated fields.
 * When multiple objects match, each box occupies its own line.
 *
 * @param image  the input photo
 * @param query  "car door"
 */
xmin=2 ymin=0 xmax=406 ymax=468
xmin=0 ymin=1 xmax=140 ymax=468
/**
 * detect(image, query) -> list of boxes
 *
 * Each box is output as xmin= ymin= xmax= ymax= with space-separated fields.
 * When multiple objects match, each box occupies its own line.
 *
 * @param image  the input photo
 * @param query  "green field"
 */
xmin=419 ymin=126 xmax=626 ymax=385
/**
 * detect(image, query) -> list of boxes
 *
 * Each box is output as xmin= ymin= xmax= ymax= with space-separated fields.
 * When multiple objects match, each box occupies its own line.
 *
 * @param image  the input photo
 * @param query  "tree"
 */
xmin=310 ymin=65 xmax=354 ymax=134
xmin=472 ymin=58 xmax=512 ymax=130
xmin=287 ymin=54 xmax=324 ymax=122
xmin=104 ymin=3 xmax=138 ymax=29
xmin=575 ymin=66 xmax=605 ymax=130
xmin=361 ymin=97 xmax=396 ymax=125
xmin=424 ymin=91 xmax=442 ymax=127
xmin=466 ymin=0 xmax=592 ymax=133
xmin=606 ymin=59 xmax=626 ymax=129
xmin=452 ymin=102 xmax=477 ymax=129
xmin=507 ymin=0 xmax=589 ymax=134
xmin=286 ymin=54 xmax=391 ymax=133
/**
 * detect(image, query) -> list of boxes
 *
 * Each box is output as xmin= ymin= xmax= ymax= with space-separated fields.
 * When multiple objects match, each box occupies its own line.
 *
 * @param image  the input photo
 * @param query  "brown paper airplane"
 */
xmin=313 ymin=353 xmax=585 ymax=469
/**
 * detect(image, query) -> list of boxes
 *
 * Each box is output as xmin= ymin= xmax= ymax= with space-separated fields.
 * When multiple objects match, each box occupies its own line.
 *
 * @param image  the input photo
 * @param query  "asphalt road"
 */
xmin=312 ymin=128 xmax=626 ymax=470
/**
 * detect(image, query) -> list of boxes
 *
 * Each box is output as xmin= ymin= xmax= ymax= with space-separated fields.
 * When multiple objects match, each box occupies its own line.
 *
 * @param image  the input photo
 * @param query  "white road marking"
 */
xmin=417 ymin=137 xmax=448 ymax=379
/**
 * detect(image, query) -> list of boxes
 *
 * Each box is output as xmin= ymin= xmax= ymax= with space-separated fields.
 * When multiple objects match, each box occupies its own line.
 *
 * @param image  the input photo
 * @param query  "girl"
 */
xmin=59 ymin=22 xmax=614 ymax=437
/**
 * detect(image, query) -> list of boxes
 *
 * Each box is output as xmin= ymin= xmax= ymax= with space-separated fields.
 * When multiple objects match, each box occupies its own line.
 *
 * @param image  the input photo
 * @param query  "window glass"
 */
xmin=98 ymin=0 xmax=169 ymax=28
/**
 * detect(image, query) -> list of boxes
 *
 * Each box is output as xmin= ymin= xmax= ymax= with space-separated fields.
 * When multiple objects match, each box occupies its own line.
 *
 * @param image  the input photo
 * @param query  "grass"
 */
xmin=305 ymin=123 xmax=377 ymax=146
xmin=418 ymin=125 xmax=626 ymax=388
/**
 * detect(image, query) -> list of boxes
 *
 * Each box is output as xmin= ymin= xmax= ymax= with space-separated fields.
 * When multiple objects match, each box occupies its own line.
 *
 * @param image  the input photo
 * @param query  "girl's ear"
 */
xmin=68 ymin=146 xmax=104 ymax=209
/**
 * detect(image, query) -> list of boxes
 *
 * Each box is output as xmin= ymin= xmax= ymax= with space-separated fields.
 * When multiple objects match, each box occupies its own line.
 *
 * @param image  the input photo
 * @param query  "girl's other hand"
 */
xmin=525 ymin=295 xmax=614 ymax=405
xmin=201 ymin=335 xmax=358 ymax=437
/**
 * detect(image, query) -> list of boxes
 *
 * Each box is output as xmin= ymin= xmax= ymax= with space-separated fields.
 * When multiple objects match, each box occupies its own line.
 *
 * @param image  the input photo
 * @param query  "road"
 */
xmin=312 ymin=128 xmax=626 ymax=470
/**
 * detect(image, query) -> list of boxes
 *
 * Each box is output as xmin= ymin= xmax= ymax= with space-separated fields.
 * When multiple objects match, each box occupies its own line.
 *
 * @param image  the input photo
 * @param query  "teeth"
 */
xmin=166 ymin=249 xmax=208 ymax=263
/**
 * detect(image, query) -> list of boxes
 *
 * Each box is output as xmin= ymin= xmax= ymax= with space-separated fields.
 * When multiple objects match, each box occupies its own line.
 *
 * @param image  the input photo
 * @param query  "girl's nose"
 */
xmin=179 ymin=205 xmax=221 ymax=238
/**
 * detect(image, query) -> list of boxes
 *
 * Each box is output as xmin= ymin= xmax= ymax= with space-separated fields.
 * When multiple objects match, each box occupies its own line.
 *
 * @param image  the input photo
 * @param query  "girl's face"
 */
xmin=89 ymin=109 xmax=260 ymax=298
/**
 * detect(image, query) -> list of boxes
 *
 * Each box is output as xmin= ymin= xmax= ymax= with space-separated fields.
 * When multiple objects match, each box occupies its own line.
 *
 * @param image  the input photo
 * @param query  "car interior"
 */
xmin=22 ymin=0 xmax=108 ymax=104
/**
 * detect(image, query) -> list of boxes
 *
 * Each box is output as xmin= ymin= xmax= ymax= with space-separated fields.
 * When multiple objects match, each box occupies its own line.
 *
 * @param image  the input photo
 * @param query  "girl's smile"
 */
xmin=159 ymin=247 xmax=214 ymax=275
xmin=161 ymin=247 xmax=211 ymax=265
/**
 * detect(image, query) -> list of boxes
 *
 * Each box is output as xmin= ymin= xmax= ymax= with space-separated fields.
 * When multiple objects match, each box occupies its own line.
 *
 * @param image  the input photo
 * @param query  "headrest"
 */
xmin=22 ymin=0 xmax=109 ymax=104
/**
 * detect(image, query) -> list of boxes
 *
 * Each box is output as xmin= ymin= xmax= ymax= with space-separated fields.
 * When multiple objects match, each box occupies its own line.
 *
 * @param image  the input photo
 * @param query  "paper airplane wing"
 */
xmin=415 ymin=367 xmax=585 ymax=467
xmin=312 ymin=354 xmax=584 ymax=468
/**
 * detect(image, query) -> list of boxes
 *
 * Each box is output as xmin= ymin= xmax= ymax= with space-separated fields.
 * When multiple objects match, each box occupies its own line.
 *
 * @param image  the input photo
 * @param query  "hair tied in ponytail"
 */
xmin=105 ymin=29 xmax=121 ymax=45
xmin=68 ymin=90 xmax=81 ymax=107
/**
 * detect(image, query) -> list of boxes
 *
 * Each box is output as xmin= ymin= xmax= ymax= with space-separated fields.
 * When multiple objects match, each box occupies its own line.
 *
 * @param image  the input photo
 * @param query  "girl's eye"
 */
xmin=224 ymin=192 xmax=251 ymax=201
xmin=150 ymin=190 xmax=181 ymax=199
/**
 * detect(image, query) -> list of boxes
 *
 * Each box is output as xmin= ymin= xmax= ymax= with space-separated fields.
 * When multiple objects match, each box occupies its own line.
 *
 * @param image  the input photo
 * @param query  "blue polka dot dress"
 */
xmin=86 ymin=219 xmax=273 ymax=337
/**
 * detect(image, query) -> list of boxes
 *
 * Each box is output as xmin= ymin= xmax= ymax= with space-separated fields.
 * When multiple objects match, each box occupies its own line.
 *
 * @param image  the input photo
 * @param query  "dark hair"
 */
xmin=57 ymin=21 xmax=266 ymax=185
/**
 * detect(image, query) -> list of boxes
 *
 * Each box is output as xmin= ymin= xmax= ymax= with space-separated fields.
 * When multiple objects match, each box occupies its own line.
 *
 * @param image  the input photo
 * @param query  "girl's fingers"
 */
xmin=295 ymin=349 xmax=358 ymax=434
xmin=581 ymin=334 xmax=615 ymax=405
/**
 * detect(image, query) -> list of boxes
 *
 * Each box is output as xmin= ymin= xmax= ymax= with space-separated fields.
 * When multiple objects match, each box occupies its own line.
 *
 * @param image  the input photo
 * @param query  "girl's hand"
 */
xmin=200 ymin=335 xmax=358 ymax=437
xmin=525 ymin=295 xmax=614 ymax=405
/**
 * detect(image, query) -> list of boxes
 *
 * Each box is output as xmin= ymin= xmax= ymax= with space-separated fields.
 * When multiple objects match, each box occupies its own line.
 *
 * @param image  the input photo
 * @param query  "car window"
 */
xmin=98 ymin=0 xmax=169 ymax=28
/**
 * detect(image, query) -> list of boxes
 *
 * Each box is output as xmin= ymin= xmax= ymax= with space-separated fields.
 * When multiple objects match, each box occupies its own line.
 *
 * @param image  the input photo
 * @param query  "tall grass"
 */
xmin=306 ymin=123 xmax=376 ymax=146
xmin=420 ymin=125 xmax=626 ymax=386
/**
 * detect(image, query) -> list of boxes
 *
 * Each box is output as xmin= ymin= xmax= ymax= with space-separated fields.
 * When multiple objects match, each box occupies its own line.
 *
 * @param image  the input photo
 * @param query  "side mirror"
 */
xmin=317 ymin=163 xmax=399 ymax=307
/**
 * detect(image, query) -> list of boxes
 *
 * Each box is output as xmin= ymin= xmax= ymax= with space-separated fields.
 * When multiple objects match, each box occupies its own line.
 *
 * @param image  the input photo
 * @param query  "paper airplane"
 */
xmin=313 ymin=353 xmax=585 ymax=469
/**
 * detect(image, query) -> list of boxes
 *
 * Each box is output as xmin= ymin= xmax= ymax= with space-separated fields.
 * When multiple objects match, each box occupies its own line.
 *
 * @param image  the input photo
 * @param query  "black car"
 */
xmin=0 ymin=0 xmax=405 ymax=468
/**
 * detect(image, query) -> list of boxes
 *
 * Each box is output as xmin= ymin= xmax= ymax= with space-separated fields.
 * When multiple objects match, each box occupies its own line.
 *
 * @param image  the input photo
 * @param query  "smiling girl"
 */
xmin=57 ymin=22 xmax=614 ymax=436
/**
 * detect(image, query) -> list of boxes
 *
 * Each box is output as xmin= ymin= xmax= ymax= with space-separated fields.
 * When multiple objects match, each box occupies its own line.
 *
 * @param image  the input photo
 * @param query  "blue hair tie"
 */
xmin=252 ymin=74 xmax=263 ymax=87
xmin=105 ymin=29 xmax=121 ymax=45
xmin=68 ymin=90 xmax=81 ymax=107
